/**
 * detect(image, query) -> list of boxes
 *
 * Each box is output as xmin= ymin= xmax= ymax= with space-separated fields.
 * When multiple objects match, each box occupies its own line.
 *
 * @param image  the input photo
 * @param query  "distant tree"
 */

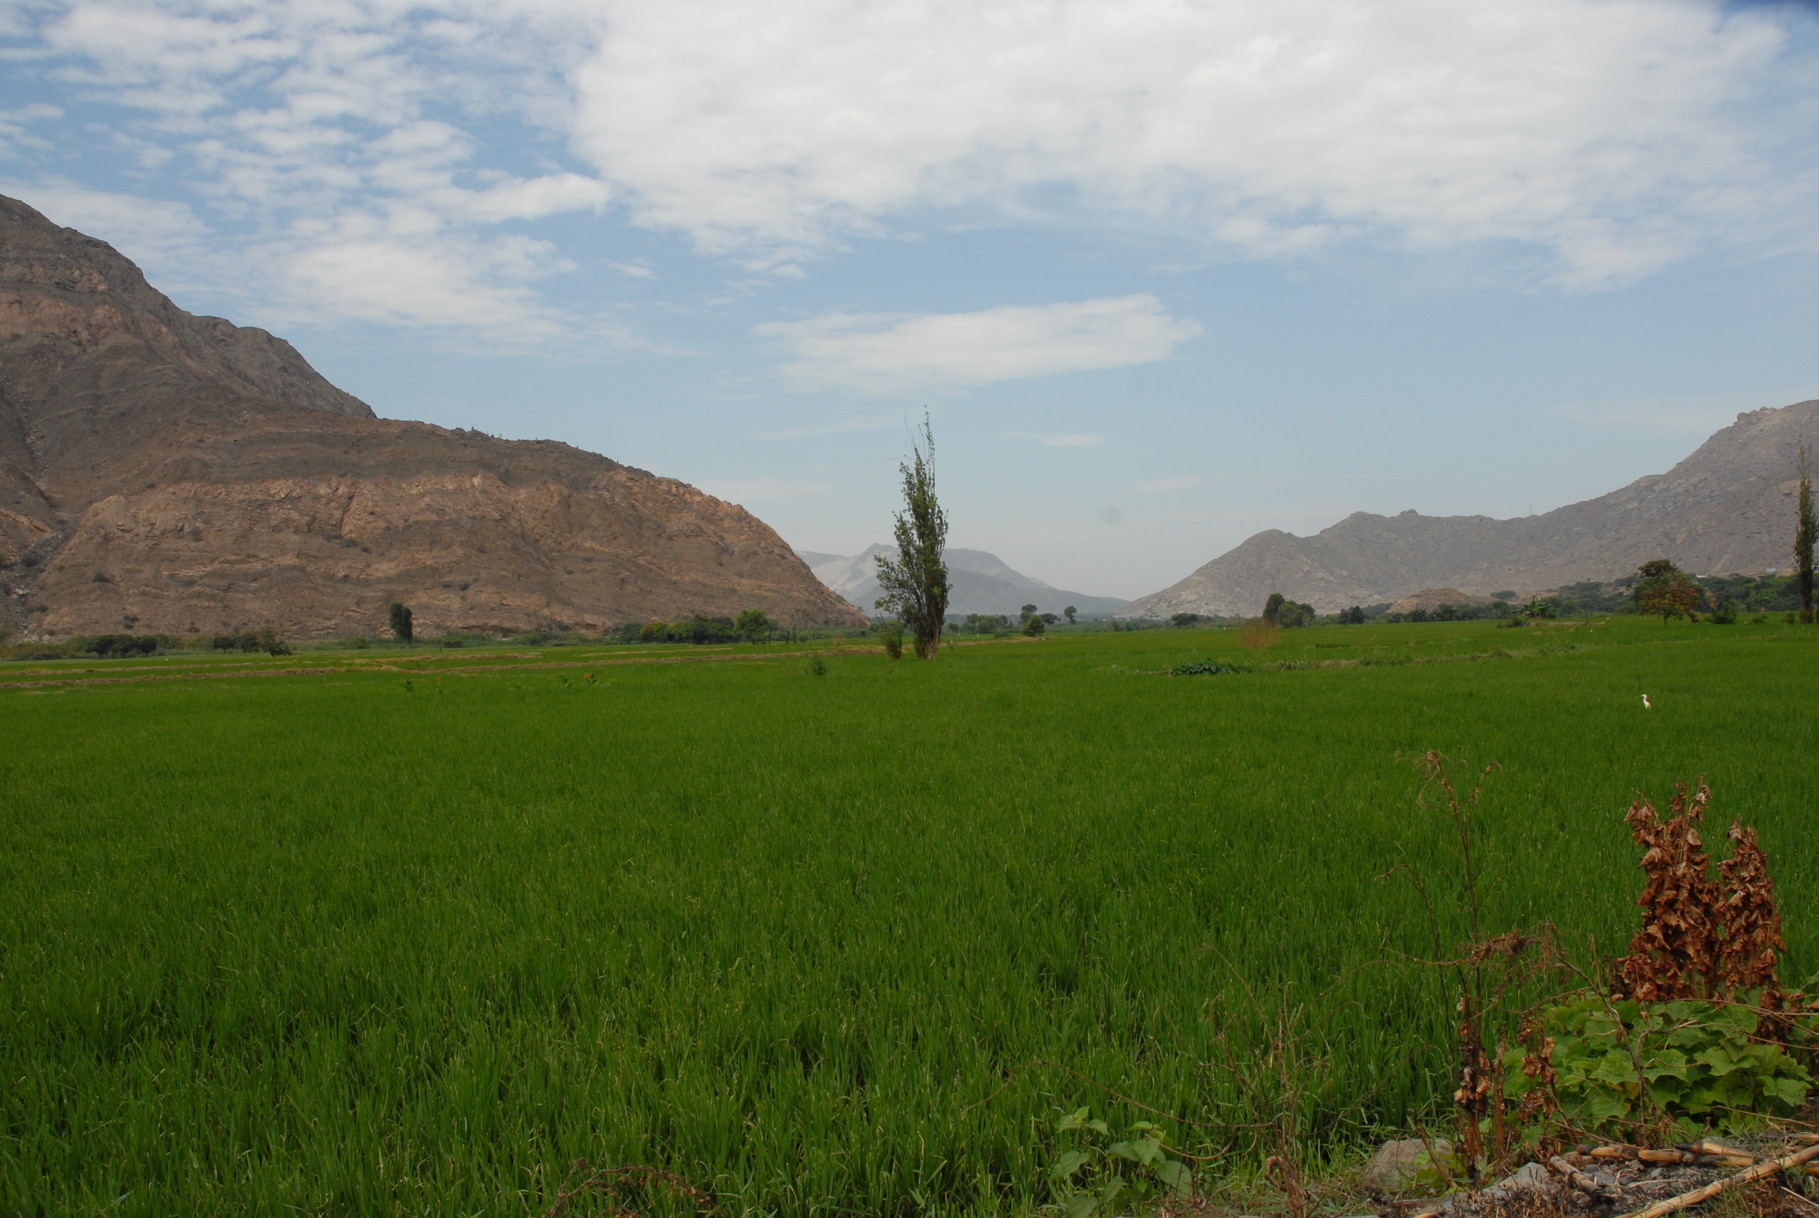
xmin=1063 ymin=605 xmax=1077 ymax=624
xmin=1020 ymin=603 xmax=1038 ymax=621
xmin=962 ymin=613 xmax=1010 ymax=635
xmin=1023 ymin=614 xmax=1046 ymax=637
xmin=1169 ymin=612 xmax=1203 ymax=628
xmin=873 ymin=416 xmax=950 ymax=659
xmin=1276 ymin=600 xmax=1315 ymax=628
xmin=1522 ymin=596 xmax=1561 ymax=620
xmin=734 ymin=608 xmax=772 ymax=643
xmin=878 ymin=620 xmax=905 ymax=659
xmin=1340 ymin=605 xmax=1366 ymax=625
xmin=1796 ymin=445 xmax=1815 ymax=625
xmin=1040 ymin=612 xmax=1059 ymax=625
xmin=388 ymin=601 xmax=413 ymax=644
xmin=1261 ymin=592 xmax=1286 ymax=624
xmin=640 ymin=620 xmax=667 ymax=643
xmin=1634 ymin=559 xmax=1703 ymax=622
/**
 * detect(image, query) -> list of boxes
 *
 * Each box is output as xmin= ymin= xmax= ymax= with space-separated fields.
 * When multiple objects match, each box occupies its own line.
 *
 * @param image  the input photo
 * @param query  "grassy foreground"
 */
xmin=2 ymin=618 xmax=1815 ymax=1216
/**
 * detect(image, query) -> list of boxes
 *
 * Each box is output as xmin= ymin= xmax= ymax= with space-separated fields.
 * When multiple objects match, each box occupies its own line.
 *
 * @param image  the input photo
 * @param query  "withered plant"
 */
xmin=1717 ymin=821 xmax=1785 ymax=999
xmin=1616 ymin=782 xmax=1784 ymax=1005
xmin=1240 ymin=619 xmax=1280 ymax=651
xmin=1399 ymin=751 xmax=1564 ymax=1181
xmin=546 ymin=1161 xmax=718 ymax=1218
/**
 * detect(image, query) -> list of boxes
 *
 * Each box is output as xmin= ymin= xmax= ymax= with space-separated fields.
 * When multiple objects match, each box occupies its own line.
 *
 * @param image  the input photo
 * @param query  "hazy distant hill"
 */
xmin=802 ymin=545 xmax=1127 ymax=618
xmin=1118 ymin=400 xmax=1818 ymax=619
xmin=0 ymin=194 xmax=866 ymax=638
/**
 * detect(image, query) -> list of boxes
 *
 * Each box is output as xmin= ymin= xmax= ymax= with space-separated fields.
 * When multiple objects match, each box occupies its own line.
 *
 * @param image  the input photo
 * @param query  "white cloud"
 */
xmin=0 ymin=178 xmax=211 ymax=260
xmin=0 ymin=104 xmax=62 ymax=157
xmin=8 ymin=0 xmax=618 ymax=346
xmin=757 ymin=294 xmax=1201 ymax=391
xmin=609 ymin=259 xmax=656 ymax=279
xmin=8 ymin=0 xmax=1817 ymax=354
xmin=1137 ymin=476 xmax=1205 ymax=493
xmin=282 ymin=231 xmax=570 ymax=344
xmin=572 ymin=0 xmax=1819 ymax=285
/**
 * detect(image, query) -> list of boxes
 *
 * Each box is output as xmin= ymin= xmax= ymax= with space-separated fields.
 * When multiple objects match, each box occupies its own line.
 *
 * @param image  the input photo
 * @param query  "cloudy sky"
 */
xmin=3 ymin=0 xmax=1817 ymax=600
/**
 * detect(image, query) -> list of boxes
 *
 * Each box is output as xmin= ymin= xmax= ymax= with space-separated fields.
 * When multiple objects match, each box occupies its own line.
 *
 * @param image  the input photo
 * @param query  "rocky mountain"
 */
xmin=804 ymin=544 xmax=1128 ymax=618
xmin=0 ymin=194 xmax=866 ymax=639
xmin=1117 ymin=400 xmax=1818 ymax=619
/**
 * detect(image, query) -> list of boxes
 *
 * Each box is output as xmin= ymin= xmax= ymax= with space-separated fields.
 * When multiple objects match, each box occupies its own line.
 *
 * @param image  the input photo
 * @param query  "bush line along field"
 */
xmin=3 ymin=618 xmax=1815 ymax=1215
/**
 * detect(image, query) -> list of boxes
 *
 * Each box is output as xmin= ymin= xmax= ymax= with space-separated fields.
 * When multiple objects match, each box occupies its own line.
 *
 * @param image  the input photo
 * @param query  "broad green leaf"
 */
xmin=1591 ymin=1051 xmax=1639 ymax=1086
xmin=1696 ymin=1044 xmax=1740 ymax=1076
xmin=1762 ymin=1075 xmax=1809 ymax=1107
xmin=1155 ymin=1161 xmax=1191 ymax=1196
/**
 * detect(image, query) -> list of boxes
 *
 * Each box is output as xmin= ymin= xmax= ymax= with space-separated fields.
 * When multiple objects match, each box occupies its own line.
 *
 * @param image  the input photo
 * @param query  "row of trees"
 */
xmin=625 ymin=610 xmax=774 ymax=645
xmin=35 ymin=627 xmax=293 ymax=659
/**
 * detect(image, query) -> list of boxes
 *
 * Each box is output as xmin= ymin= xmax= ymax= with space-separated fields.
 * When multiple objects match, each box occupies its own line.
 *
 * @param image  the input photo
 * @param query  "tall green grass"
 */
xmin=2 ymin=619 xmax=1815 ymax=1215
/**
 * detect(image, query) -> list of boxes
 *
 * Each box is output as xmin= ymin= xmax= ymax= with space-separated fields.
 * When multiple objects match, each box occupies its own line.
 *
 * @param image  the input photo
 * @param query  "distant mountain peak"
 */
xmin=1117 ymin=399 xmax=1819 ymax=619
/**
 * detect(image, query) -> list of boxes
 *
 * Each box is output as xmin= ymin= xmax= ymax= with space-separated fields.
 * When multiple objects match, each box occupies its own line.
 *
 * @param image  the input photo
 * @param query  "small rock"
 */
xmin=1492 ymin=1162 xmax=1552 ymax=1193
xmin=1364 ymin=1138 xmax=1454 ymax=1192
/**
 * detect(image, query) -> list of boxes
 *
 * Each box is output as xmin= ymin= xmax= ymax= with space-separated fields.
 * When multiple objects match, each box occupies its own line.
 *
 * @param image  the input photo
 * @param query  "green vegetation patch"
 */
xmin=1 ymin=618 xmax=1815 ymax=1215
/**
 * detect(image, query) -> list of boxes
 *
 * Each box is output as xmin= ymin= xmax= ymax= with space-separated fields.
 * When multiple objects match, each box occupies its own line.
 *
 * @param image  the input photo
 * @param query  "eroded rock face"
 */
xmin=1118 ymin=400 xmax=1819 ymax=618
xmin=1388 ymin=588 xmax=1496 ymax=615
xmin=0 ymin=194 xmax=866 ymax=636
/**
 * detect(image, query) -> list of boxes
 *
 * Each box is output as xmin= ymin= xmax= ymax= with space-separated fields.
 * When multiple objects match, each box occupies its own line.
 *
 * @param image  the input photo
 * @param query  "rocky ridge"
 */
xmin=0 ymin=194 xmax=866 ymax=638
xmin=1118 ymin=401 xmax=1819 ymax=619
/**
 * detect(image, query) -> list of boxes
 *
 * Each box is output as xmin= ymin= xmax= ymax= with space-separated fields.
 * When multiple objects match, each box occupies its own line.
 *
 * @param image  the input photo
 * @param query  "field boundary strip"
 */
xmin=0 ymin=645 xmax=892 ymax=689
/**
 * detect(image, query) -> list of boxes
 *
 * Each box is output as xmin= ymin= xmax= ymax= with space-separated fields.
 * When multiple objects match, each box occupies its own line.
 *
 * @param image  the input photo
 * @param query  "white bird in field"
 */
xmin=1641 ymin=694 xmax=1651 ymax=709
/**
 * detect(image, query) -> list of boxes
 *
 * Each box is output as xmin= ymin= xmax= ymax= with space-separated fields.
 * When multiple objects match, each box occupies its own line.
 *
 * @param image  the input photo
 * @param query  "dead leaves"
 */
xmin=1617 ymin=782 xmax=1784 ymax=1004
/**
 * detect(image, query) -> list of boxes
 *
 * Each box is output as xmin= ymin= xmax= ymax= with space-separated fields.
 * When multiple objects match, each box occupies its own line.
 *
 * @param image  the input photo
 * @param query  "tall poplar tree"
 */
xmin=1797 ymin=445 xmax=1815 ymax=625
xmin=873 ymin=416 xmax=949 ymax=659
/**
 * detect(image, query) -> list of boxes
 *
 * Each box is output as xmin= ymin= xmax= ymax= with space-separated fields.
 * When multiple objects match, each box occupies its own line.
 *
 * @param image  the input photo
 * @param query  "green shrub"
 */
xmin=878 ymin=621 xmax=904 ymax=659
xmin=388 ymin=602 xmax=413 ymax=644
xmin=1046 ymin=1108 xmax=1192 ymax=1218
xmin=735 ymin=609 xmax=772 ymax=643
xmin=1504 ymin=994 xmax=1813 ymax=1135
xmin=71 ymin=633 xmax=160 ymax=658
xmin=1171 ymin=658 xmax=1247 ymax=676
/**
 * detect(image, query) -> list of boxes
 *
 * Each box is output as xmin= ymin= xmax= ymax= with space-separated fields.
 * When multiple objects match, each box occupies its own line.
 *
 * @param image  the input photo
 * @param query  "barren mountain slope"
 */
xmin=1119 ymin=400 xmax=1818 ymax=618
xmin=0 ymin=194 xmax=865 ymax=636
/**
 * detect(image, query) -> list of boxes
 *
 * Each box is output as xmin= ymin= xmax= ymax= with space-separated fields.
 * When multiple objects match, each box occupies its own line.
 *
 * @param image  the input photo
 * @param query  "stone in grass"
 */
xmin=1364 ymin=1139 xmax=1455 ymax=1192
xmin=1488 ymin=1163 xmax=1552 ymax=1194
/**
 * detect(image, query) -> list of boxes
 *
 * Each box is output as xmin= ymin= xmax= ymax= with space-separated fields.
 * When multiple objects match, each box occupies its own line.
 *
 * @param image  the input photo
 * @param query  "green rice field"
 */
xmin=3 ymin=618 xmax=1816 ymax=1215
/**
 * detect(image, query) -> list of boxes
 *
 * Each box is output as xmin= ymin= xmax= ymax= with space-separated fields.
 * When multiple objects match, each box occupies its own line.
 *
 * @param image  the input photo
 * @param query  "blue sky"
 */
xmin=3 ymin=0 xmax=1817 ymax=600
